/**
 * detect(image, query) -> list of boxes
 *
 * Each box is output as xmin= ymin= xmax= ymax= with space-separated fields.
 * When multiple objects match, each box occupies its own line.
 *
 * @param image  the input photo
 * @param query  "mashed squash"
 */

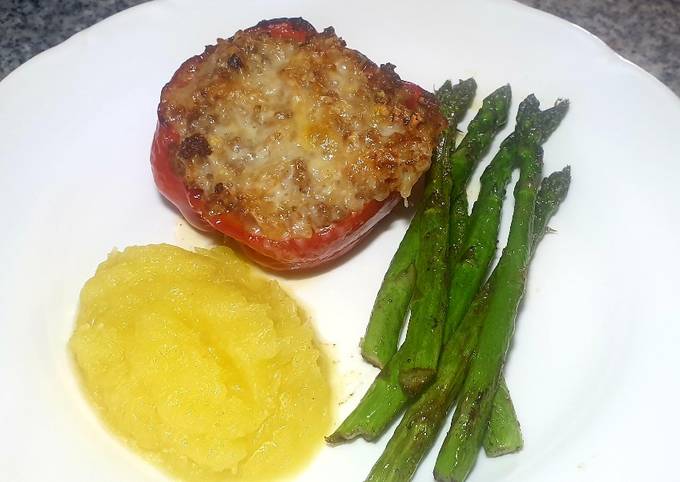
xmin=69 ymin=244 xmax=332 ymax=481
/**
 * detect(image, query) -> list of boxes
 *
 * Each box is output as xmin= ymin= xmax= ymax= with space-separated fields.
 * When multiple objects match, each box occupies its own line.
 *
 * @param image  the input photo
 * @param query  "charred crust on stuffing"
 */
xmin=158 ymin=45 xmax=219 ymax=124
xmin=380 ymin=63 xmax=398 ymax=76
xmin=251 ymin=17 xmax=317 ymax=34
xmin=227 ymin=54 xmax=243 ymax=70
xmin=178 ymin=134 xmax=212 ymax=159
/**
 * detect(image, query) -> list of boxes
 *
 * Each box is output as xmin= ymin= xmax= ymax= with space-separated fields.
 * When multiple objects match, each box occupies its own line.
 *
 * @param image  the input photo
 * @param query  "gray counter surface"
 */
xmin=1 ymin=0 xmax=678 ymax=95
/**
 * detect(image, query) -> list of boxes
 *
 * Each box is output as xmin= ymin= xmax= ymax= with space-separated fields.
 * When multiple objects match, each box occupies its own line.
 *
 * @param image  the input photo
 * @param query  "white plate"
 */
xmin=2 ymin=0 xmax=679 ymax=480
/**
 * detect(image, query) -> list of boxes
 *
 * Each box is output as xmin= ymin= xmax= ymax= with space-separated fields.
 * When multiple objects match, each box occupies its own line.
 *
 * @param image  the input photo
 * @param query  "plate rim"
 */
xmin=2 ymin=0 xmax=679 ymax=109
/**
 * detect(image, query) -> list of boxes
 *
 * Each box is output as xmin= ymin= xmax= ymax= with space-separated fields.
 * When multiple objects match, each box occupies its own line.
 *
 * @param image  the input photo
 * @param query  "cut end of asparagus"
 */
xmin=483 ymin=438 xmax=524 ymax=457
xmin=433 ymin=468 xmax=465 ymax=482
xmin=482 ymin=378 xmax=524 ymax=457
xmin=360 ymin=348 xmax=387 ymax=369
xmin=399 ymin=367 xmax=436 ymax=397
xmin=359 ymin=336 xmax=387 ymax=369
xmin=325 ymin=426 xmax=373 ymax=445
xmin=326 ymin=415 xmax=378 ymax=445
xmin=324 ymin=433 xmax=344 ymax=445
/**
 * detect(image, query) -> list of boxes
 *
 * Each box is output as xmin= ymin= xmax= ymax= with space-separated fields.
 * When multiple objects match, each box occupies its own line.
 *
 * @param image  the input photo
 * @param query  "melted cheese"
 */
xmin=161 ymin=26 xmax=445 ymax=240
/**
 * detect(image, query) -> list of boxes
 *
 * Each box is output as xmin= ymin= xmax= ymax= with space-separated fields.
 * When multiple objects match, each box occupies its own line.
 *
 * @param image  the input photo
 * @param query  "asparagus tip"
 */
xmin=454 ymin=77 xmax=477 ymax=89
xmin=540 ymin=165 xmax=572 ymax=202
xmin=494 ymin=83 xmax=512 ymax=96
xmin=520 ymin=93 xmax=540 ymax=110
xmin=554 ymin=97 xmax=570 ymax=107
xmin=547 ymin=98 xmax=570 ymax=116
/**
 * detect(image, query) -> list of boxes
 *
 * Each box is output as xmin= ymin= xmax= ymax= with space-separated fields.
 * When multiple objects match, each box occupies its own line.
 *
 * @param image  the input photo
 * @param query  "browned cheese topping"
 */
xmin=159 ymin=24 xmax=446 ymax=240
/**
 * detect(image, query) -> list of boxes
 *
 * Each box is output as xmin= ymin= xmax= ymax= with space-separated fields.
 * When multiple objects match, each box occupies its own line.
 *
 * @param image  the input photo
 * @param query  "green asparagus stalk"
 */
xmin=334 ymin=130 xmax=457 ymax=439
xmin=328 ymin=82 xmax=477 ymax=443
xmin=444 ymin=133 xmax=515 ymax=340
xmin=444 ymin=97 xmax=568 ymax=341
xmin=330 ymin=99 xmax=568 ymax=446
xmin=360 ymin=216 xmax=419 ymax=368
xmin=328 ymin=87 xmax=513 ymax=443
xmin=391 ymin=81 xmax=474 ymax=393
xmin=433 ymin=139 xmax=544 ymax=482
xmin=531 ymin=166 xmax=572 ymax=242
xmin=384 ymin=131 xmax=454 ymax=396
xmin=361 ymin=79 xmax=476 ymax=368
xmin=398 ymin=86 xmax=513 ymax=394
xmin=448 ymin=85 xmax=512 ymax=206
xmin=365 ymin=282 xmax=492 ymax=482
xmin=437 ymin=79 xmax=478 ymax=124
xmin=483 ymin=166 xmax=571 ymax=457
xmin=447 ymin=84 xmax=512 ymax=262
xmin=439 ymin=98 xmax=568 ymax=457
xmin=363 ymin=159 xmax=571 ymax=482
xmin=446 ymin=84 xmax=510 ymax=266
xmin=448 ymin=195 xmax=470 ymax=263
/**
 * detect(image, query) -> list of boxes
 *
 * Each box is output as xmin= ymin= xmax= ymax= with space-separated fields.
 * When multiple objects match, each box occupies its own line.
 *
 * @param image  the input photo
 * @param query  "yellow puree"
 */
xmin=69 ymin=244 xmax=332 ymax=481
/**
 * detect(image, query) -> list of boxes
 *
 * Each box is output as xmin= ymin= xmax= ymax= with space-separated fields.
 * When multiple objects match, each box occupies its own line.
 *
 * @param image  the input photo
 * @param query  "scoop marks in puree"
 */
xmin=69 ymin=244 xmax=332 ymax=481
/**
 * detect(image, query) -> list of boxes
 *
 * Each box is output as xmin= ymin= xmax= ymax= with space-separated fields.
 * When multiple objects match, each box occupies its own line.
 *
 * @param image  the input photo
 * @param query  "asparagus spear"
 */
xmin=448 ymin=195 xmax=470 ymax=264
xmin=386 ymin=131 xmax=453 ymax=396
xmin=333 ymin=100 xmax=568 ymax=446
xmin=445 ymin=97 xmax=568 ymax=342
xmin=447 ymin=84 xmax=512 ymax=262
xmin=433 ymin=139 xmax=544 ymax=482
xmin=483 ymin=166 xmax=571 ymax=457
xmin=439 ymin=98 xmax=568 ymax=457
xmin=437 ymin=79 xmax=479 ymax=124
xmin=444 ymin=132 xmax=516 ymax=341
xmin=531 ymin=166 xmax=572 ymax=242
xmin=328 ymin=87 xmax=513 ymax=442
xmin=383 ymin=80 xmax=475 ymax=394
xmin=327 ymin=125 xmax=457 ymax=445
xmin=398 ymin=86 xmax=513 ymax=394
xmin=448 ymin=85 xmax=512 ymax=208
xmin=361 ymin=79 xmax=476 ymax=368
xmin=360 ymin=216 xmax=419 ymax=368
xmin=447 ymin=85 xmax=510 ymax=269
xmin=329 ymin=129 xmax=457 ymax=441
xmin=364 ymin=162 xmax=571 ymax=482
xmin=365 ymin=282 xmax=492 ymax=482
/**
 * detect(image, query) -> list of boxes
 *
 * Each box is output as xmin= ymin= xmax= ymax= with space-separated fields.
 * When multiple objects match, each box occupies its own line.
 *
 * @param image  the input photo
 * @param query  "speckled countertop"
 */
xmin=1 ymin=0 xmax=679 ymax=95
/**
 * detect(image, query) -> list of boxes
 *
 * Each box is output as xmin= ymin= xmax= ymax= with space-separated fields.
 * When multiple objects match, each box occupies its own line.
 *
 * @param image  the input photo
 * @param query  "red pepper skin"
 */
xmin=151 ymin=123 xmax=211 ymax=232
xmin=206 ymin=194 xmax=400 ymax=271
xmin=150 ymin=18 xmax=429 ymax=271
xmin=153 ymin=119 xmax=400 ymax=269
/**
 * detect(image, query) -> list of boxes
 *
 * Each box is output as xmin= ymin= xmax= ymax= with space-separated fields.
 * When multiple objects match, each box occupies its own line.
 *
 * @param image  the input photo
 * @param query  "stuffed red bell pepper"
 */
xmin=151 ymin=17 xmax=446 ymax=270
